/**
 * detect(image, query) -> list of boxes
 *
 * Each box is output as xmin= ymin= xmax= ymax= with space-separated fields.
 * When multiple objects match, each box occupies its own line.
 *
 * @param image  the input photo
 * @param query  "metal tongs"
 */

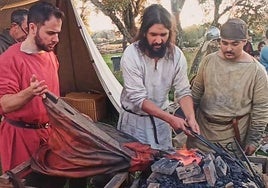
xmin=234 ymin=138 xmax=264 ymax=188
xmin=185 ymin=126 xmax=227 ymax=156
xmin=185 ymin=126 xmax=264 ymax=188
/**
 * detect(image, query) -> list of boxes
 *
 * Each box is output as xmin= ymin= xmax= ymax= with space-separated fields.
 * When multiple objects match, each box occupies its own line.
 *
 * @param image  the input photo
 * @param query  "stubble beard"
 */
xmin=35 ymin=30 xmax=54 ymax=52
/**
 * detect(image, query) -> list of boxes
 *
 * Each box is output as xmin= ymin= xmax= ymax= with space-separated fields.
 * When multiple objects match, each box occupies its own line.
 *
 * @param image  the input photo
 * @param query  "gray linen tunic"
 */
xmin=187 ymin=52 xmax=268 ymax=152
xmin=117 ymin=42 xmax=191 ymax=150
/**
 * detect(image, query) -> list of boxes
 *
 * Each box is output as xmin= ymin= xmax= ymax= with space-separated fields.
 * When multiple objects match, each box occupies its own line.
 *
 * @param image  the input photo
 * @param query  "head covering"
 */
xmin=260 ymin=46 xmax=268 ymax=73
xmin=220 ymin=18 xmax=248 ymax=40
xmin=206 ymin=26 xmax=220 ymax=41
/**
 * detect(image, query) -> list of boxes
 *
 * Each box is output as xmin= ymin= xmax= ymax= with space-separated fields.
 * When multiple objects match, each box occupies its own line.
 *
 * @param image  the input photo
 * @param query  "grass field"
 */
xmin=102 ymin=47 xmax=198 ymax=86
xmin=183 ymin=48 xmax=198 ymax=72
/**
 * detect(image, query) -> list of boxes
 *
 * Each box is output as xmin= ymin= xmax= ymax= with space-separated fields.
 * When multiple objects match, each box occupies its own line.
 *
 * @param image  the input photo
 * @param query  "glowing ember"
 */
xmin=166 ymin=148 xmax=202 ymax=166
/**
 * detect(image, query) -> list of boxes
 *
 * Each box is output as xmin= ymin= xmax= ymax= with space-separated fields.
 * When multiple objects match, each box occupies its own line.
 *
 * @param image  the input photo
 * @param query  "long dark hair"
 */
xmin=135 ymin=4 xmax=175 ymax=56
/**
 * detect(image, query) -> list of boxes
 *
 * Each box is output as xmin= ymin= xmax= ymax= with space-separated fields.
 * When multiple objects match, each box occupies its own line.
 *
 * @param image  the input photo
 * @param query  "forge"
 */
xmin=138 ymin=147 xmax=265 ymax=188
xmin=1 ymin=93 xmax=264 ymax=188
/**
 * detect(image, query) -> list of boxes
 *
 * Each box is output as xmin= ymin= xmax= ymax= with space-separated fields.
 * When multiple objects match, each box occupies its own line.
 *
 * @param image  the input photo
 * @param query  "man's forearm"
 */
xmin=141 ymin=99 xmax=173 ymax=122
xmin=178 ymin=95 xmax=195 ymax=121
xmin=246 ymin=123 xmax=266 ymax=148
xmin=0 ymin=88 xmax=34 ymax=113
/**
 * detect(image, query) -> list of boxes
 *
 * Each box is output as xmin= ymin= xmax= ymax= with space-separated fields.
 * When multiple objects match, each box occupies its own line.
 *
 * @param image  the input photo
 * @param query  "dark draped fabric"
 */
xmin=31 ymin=93 xmax=158 ymax=178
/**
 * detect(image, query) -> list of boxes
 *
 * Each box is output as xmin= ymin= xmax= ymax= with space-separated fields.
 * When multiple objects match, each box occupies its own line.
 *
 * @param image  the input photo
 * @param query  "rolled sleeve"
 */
xmin=120 ymin=47 xmax=148 ymax=111
xmin=0 ymin=55 xmax=21 ymax=115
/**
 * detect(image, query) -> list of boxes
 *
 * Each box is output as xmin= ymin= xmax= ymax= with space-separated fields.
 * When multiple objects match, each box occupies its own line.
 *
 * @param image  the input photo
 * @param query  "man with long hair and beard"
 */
xmin=117 ymin=4 xmax=200 ymax=150
xmin=0 ymin=2 xmax=68 ymax=187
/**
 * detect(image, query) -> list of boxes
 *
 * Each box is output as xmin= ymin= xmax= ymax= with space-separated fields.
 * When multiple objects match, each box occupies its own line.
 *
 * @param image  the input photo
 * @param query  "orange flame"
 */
xmin=166 ymin=148 xmax=202 ymax=166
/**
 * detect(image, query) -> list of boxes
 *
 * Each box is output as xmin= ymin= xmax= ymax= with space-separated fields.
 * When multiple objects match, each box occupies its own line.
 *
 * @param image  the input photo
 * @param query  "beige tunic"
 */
xmin=187 ymin=52 xmax=268 ymax=152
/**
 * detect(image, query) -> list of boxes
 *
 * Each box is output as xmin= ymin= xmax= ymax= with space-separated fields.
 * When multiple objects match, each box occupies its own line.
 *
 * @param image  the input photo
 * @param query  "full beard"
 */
xmin=146 ymin=40 xmax=167 ymax=58
xmin=35 ymin=32 xmax=55 ymax=52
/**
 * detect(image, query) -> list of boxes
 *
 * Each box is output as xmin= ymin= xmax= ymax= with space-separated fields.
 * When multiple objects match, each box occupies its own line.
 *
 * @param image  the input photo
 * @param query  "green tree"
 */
xmin=89 ymin=0 xmax=147 ymax=45
xmin=74 ymin=0 xmax=91 ymax=29
xmin=170 ymin=0 xmax=186 ymax=47
xmin=232 ymin=0 xmax=267 ymax=31
xmin=189 ymin=0 xmax=268 ymax=77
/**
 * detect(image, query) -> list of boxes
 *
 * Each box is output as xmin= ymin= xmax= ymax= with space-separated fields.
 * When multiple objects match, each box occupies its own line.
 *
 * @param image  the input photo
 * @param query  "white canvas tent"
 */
xmin=0 ymin=0 xmax=123 ymax=112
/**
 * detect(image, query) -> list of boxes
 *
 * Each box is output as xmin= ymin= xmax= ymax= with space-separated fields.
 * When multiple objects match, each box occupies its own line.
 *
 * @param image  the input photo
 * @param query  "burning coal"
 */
xmin=138 ymin=148 xmax=264 ymax=188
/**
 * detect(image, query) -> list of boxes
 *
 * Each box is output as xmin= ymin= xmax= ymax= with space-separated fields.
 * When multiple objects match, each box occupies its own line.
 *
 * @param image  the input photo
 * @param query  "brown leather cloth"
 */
xmin=204 ymin=114 xmax=246 ymax=144
xmin=231 ymin=117 xmax=242 ymax=145
xmin=31 ymin=94 xmax=158 ymax=178
xmin=4 ymin=118 xmax=49 ymax=129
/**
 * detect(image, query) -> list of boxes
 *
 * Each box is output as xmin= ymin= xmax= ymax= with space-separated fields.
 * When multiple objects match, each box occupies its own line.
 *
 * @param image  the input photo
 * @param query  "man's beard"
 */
xmin=146 ymin=40 xmax=167 ymax=58
xmin=35 ymin=31 xmax=55 ymax=52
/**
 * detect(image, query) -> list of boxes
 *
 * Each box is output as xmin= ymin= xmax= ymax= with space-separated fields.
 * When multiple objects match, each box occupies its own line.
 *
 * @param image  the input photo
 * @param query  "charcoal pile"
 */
xmin=137 ymin=148 xmax=265 ymax=188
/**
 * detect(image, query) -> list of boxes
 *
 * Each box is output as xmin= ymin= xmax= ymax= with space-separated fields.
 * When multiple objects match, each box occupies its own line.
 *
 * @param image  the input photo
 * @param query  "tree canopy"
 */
xmin=76 ymin=0 xmax=268 ymax=76
xmin=89 ymin=0 xmax=147 ymax=43
xmin=83 ymin=0 xmax=267 ymax=44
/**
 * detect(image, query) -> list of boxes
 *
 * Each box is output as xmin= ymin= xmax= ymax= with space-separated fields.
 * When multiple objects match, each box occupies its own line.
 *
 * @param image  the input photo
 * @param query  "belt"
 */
xmin=122 ymin=106 xmax=159 ymax=144
xmin=204 ymin=114 xmax=246 ymax=145
xmin=5 ymin=118 xmax=49 ymax=129
xmin=205 ymin=116 xmax=244 ymax=125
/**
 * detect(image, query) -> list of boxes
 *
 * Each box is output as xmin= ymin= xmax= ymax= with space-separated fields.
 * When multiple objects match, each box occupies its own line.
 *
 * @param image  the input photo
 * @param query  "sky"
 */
xmin=88 ymin=0 xmax=206 ymax=32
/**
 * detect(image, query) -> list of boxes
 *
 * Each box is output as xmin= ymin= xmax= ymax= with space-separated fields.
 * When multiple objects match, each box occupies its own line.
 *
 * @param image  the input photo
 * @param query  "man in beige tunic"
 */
xmin=187 ymin=18 xmax=268 ymax=155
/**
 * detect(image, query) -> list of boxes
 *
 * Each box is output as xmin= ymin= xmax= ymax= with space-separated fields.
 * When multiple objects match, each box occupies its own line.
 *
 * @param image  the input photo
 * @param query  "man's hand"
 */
xmin=186 ymin=117 xmax=200 ymax=135
xmin=168 ymin=115 xmax=200 ymax=136
xmin=244 ymin=144 xmax=257 ymax=156
xmin=0 ymin=74 xmax=48 ymax=113
xmin=169 ymin=115 xmax=188 ymax=133
xmin=30 ymin=74 xmax=48 ymax=97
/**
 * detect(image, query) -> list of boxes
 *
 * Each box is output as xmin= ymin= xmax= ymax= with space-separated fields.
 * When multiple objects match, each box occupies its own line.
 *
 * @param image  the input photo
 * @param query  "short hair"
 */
xmin=258 ymin=41 xmax=266 ymax=51
xmin=135 ymin=4 xmax=175 ymax=54
xmin=28 ymin=1 xmax=64 ymax=26
xmin=11 ymin=9 xmax=28 ymax=26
